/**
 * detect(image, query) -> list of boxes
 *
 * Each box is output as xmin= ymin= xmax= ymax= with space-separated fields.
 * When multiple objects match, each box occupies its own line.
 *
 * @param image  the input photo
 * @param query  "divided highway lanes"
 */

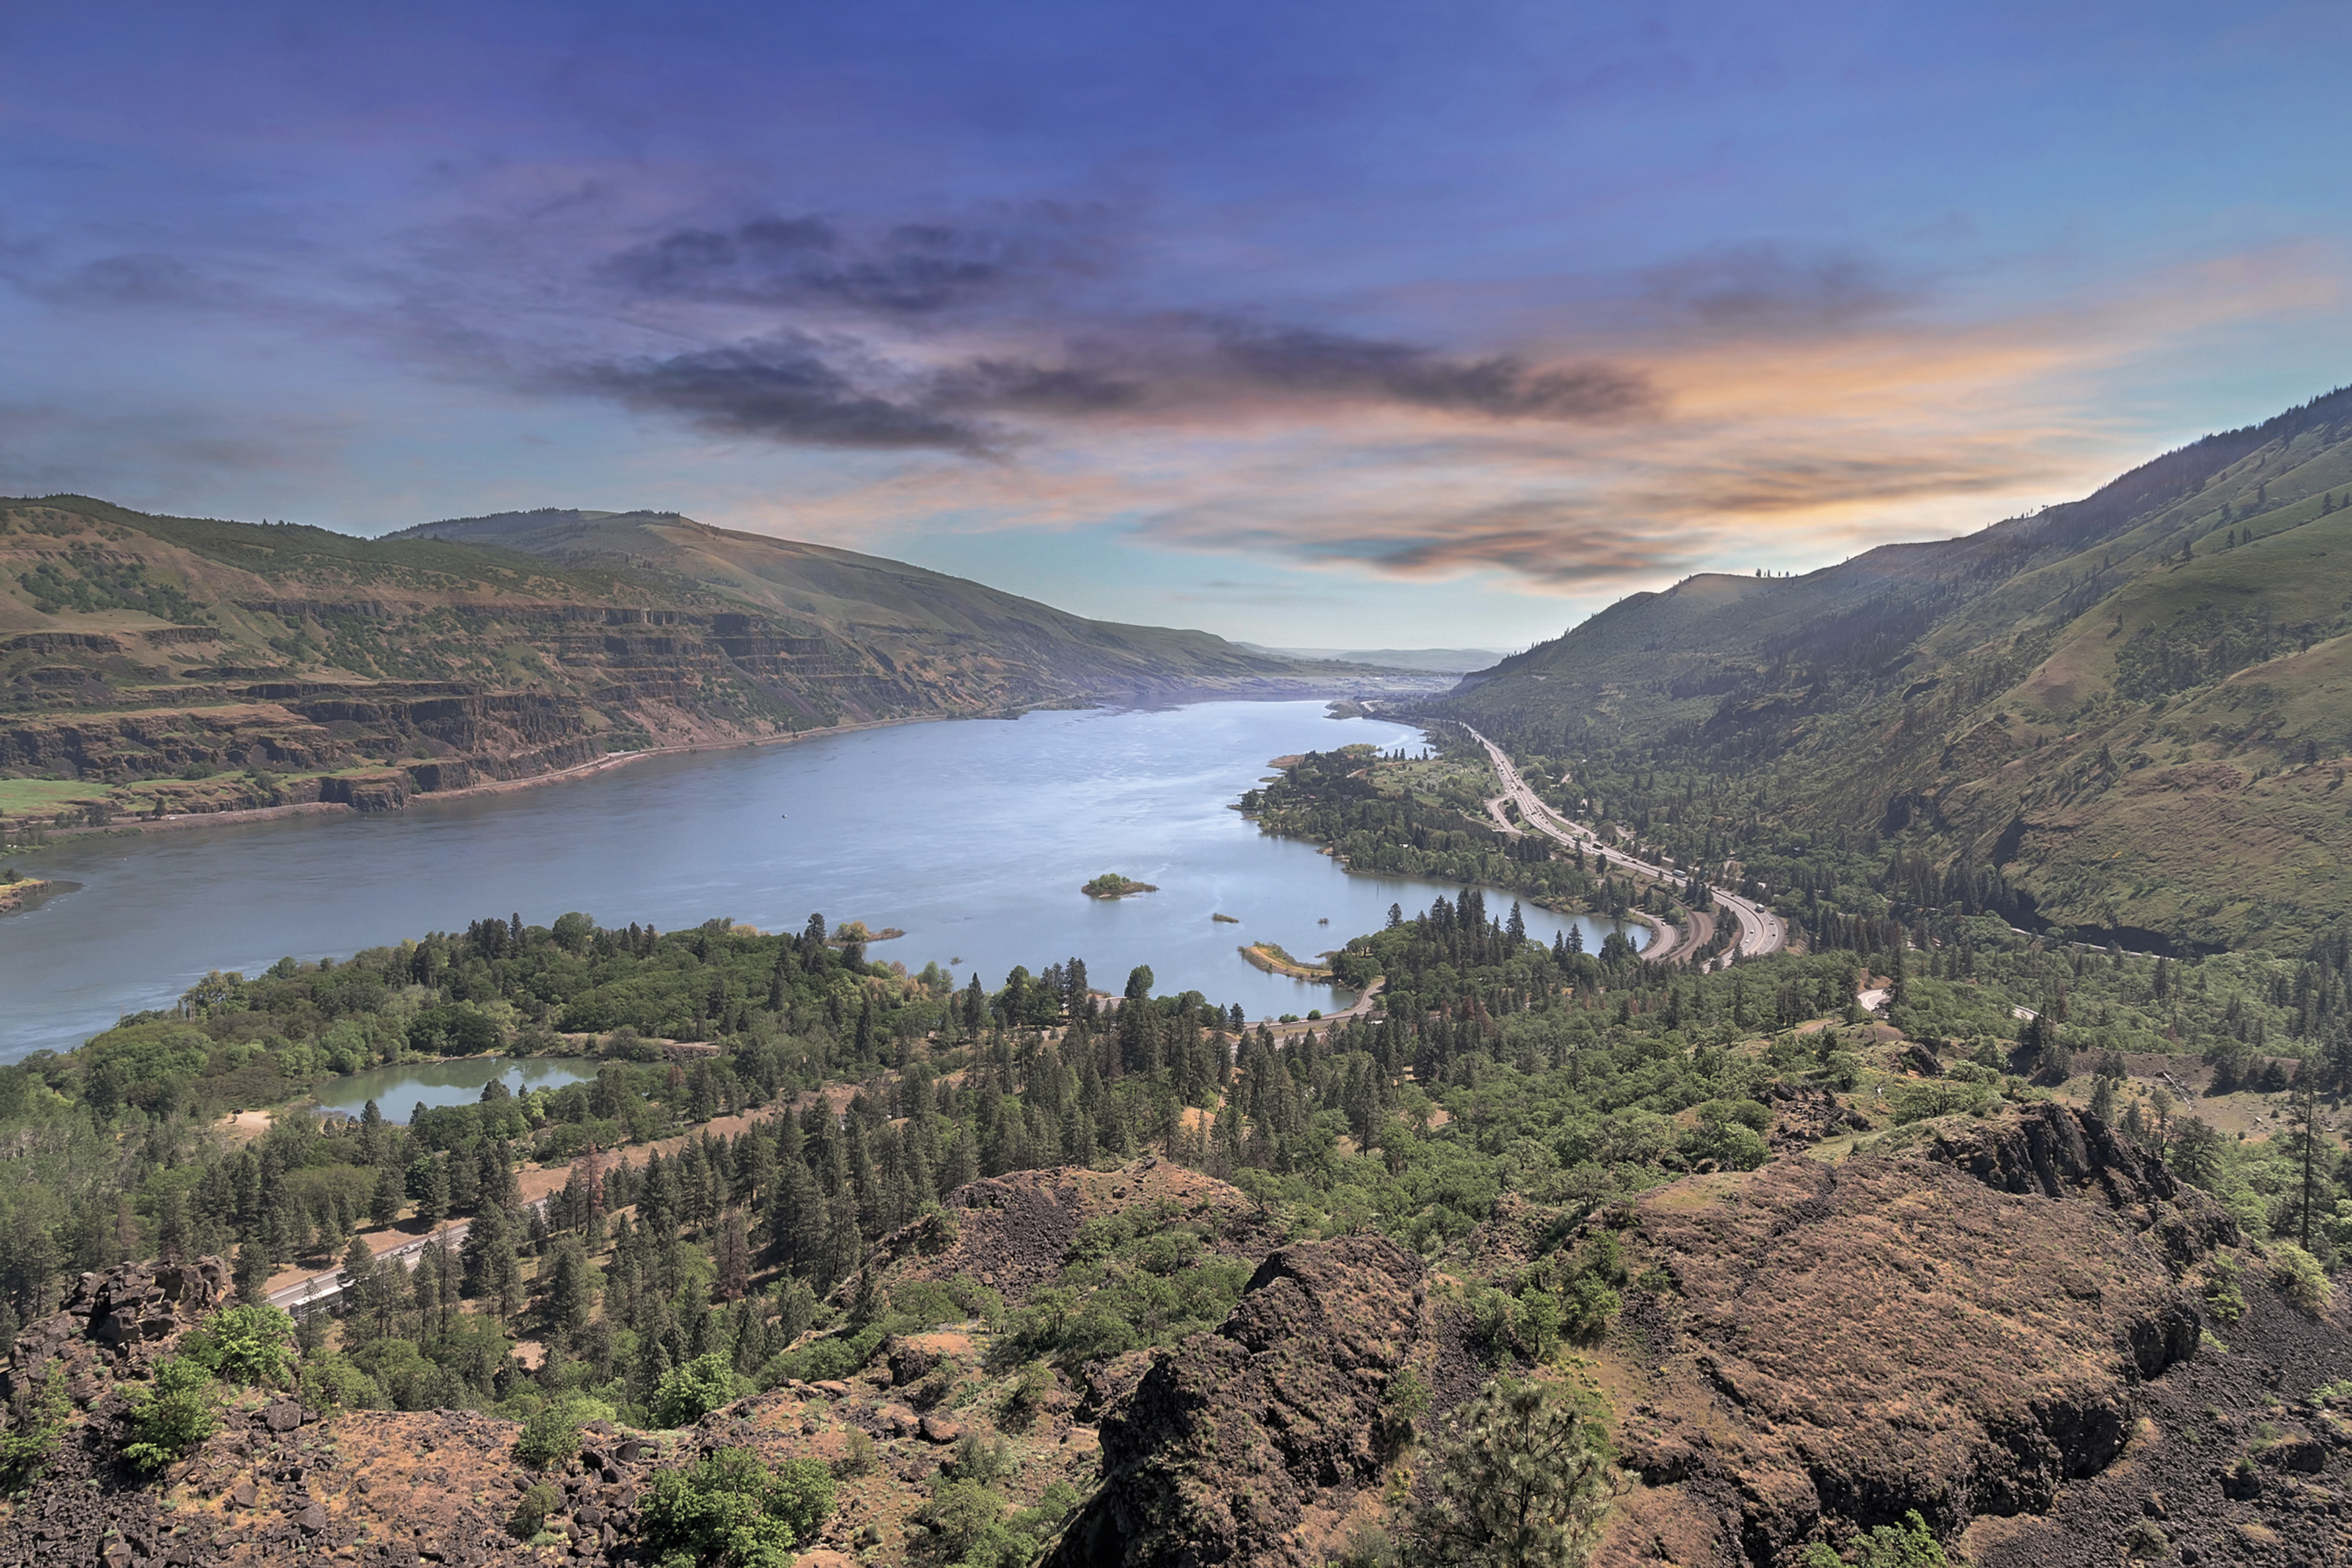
xmin=1462 ymin=726 xmax=1785 ymax=966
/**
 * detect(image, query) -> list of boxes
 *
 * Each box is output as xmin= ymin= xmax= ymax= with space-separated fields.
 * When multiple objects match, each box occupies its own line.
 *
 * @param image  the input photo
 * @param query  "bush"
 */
xmin=653 ymin=1352 xmax=745 ymax=1428
xmin=1002 ymin=1360 xmax=1054 ymax=1429
xmin=832 ymin=1428 xmax=876 ymax=1479
xmin=948 ymin=1429 xmax=1015 ymax=1487
xmin=2203 ymin=1257 xmax=2246 ymax=1323
xmin=298 ymin=1352 xmax=384 ymax=1413
xmin=183 ymin=1304 xmax=297 ymax=1387
xmin=914 ymin=1476 xmax=1085 ymax=1567
xmin=510 ymin=1481 xmax=561 ymax=1539
xmin=913 ymin=1477 xmax=1008 ymax=1563
xmin=514 ymin=1402 xmax=585 ymax=1469
xmin=0 ymin=1362 xmax=73 ymax=1485
xmin=2271 ymin=1245 xmax=2335 ymax=1315
xmin=123 ymin=1358 xmax=219 ymax=1471
xmin=1794 ymin=1510 xmax=1950 ymax=1567
xmin=640 ymin=1446 xmax=835 ymax=1567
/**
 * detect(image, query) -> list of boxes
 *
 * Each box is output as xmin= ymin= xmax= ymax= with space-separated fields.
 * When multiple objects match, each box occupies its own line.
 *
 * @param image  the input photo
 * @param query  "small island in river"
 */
xmin=1083 ymin=871 xmax=1159 ymax=898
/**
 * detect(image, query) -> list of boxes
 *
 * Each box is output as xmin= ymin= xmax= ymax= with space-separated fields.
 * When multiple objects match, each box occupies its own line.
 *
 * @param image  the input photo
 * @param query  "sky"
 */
xmin=5 ymin=1 xmax=2351 ymax=650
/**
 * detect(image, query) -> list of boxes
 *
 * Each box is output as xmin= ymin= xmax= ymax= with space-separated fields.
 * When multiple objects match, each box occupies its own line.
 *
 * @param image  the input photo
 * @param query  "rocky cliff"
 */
xmin=1048 ymin=1235 xmax=1435 ymax=1568
xmin=1591 ymin=1104 xmax=2341 ymax=1566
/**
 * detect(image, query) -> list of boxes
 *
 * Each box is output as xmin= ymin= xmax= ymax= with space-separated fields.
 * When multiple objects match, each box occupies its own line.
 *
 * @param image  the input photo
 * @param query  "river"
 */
xmin=1 ymin=701 xmax=1640 ymax=1059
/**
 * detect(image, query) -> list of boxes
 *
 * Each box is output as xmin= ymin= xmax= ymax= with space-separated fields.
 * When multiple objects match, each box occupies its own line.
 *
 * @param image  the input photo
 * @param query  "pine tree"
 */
xmin=1408 ymin=1375 xmax=1618 ymax=1567
xmin=545 ymin=1237 xmax=596 ymax=1342
xmin=715 ymin=1209 xmax=752 ymax=1302
xmin=233 ymin=1242 xmax=270 ymax=1306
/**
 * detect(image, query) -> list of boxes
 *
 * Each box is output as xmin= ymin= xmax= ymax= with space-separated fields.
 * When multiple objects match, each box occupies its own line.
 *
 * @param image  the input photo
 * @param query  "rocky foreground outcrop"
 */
xmin=3 ymin=1258 xmax=230 ymax=1407
xmin=852 ymin=1157 xmax=1285 ymax=1310
xmin=1595 ymin=1104 xmax=2281 ymax=1565
xmin=1047 ymin=1235 xmax=1433 ymax=1568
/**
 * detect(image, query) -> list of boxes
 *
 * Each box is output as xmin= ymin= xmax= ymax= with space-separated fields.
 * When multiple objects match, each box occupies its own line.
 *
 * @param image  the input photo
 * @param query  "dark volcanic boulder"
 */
xmin=3 ymin=1256 xmax=229 ymax=1402
xmin=1048 ymin=1235 xmax=1432 ymax=1568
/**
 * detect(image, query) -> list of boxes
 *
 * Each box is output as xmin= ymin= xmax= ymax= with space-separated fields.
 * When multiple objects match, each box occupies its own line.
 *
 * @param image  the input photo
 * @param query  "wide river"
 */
xmin=2 ymin=701 xmax=1640 ymax=1059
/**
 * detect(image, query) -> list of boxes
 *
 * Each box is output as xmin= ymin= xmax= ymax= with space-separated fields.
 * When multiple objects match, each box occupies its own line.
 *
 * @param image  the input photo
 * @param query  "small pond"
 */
xmin=314 ymin=1056 xmax=601 ymax=1121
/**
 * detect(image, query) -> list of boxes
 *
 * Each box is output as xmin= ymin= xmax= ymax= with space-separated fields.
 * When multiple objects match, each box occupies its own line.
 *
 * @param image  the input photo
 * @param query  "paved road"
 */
xmin=268 ymin=1195 xmax=552 ymax=1313
xmin=1463 ymin=726 xmax=1786 ymax=967
xmin=1256 ymin=976 xmax=1384 ymax=1036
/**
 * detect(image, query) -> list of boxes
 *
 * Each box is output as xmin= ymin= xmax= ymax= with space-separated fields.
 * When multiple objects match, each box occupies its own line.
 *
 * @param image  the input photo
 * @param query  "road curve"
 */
xmin=1462 ymin=726 xmax=1785 ymax=966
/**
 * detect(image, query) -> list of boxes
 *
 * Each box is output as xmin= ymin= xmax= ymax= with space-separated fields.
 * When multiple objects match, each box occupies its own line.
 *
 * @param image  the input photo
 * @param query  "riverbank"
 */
xmin=21 ymin=707 xmax=991 ymax=845
xmin=0 ymin=876 xmax=54 ymax=915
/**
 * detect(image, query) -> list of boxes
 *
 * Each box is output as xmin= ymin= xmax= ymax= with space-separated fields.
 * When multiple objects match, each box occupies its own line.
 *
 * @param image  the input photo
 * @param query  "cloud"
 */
xmin=603 ymin=207 xmax=1109 ymax=316
xmin=1640 ymin=243 xmax=1917 ymax=333
xmin=546 ymin=310 xmax=1655 ymax=453
xmin=564 ymin=333 xmax=996 ymax=451
xmin=1205 ymin=323 xmax=1658 ymax=419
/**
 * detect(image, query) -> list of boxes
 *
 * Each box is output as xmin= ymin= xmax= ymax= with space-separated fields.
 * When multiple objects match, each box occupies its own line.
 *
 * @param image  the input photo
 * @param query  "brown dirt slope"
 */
xmin=0 ymin=1256 xmax=1099 ymax=1568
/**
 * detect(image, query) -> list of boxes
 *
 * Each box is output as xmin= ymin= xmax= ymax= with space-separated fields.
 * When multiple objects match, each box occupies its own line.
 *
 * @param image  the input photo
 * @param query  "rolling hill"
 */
xmin=0 ymin=496 xmax=1425 ymax=827
xmin=1434 ymin=384 xmax=2352 ymax=951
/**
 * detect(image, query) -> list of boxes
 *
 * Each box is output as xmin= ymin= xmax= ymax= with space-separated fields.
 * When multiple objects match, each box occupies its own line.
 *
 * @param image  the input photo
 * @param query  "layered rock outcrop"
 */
xmin=1600 ymin=1106 xmax=2236 ymax=1565
xmin=1048 ymin=1235 xmax=1433 ymax=1568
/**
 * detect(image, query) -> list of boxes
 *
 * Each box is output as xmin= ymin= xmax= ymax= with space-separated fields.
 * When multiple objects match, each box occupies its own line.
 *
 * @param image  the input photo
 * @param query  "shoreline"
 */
xmin=1300 ymin=838 xmax=1661 ymax=959
xmin=28 ymin=707 xmax=995 ymax=842
xmin=19 ymin=685 xmax=1394 ymax=846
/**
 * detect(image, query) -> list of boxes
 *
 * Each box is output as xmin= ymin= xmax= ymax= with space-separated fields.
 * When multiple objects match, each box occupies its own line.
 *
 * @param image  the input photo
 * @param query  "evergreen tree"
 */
xmin=233 ymin=1241 xmax=271 ymax=1307
xmin=1408 ymin=1377 xmax=1618 ymax=1568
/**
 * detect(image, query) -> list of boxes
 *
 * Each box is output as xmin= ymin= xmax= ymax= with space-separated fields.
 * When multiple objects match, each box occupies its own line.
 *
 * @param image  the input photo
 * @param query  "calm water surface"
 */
xmin=3 ymin=701 xmax=1639 ymax=1058
xmin=314 ymin=1057 xmax=600 ymax=1121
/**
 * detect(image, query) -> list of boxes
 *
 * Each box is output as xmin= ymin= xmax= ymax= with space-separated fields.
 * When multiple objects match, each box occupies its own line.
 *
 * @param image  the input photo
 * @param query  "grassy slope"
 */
xmin=1 ymin=497 xmax=1417 ymax=816
xmin=1440 ymin=386 xmax=2352 ymax=949
xmin=388 ymin=507 xmax=1357 ymax=691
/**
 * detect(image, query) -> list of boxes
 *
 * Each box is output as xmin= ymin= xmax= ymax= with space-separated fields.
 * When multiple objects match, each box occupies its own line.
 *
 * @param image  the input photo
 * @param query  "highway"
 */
xmin=1462 ymin=726 xmax=1786 ymax=967
xmin=267 ymin=1196 xmax=551 ymax=1313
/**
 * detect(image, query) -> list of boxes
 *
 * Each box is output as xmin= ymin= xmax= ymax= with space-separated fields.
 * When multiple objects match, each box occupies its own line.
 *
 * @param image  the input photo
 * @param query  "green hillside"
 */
xmin=1434 ymin=384 xmax=2352 ymax=951
xmin=0 ymin=496 xmax=1421 ymax=829
xmin=386 ymin=507 xmax=1336 ymax=696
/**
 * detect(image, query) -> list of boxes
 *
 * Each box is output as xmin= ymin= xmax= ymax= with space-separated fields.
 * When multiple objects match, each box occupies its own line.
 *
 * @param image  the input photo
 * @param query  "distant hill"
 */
xmin=1238 ymin=643 xmax=1512 ymax=674
xmin=0 ymin=497 xmax=1432 ymax=826
xmin=1434 ymin=384 xmax=2352 ymax=950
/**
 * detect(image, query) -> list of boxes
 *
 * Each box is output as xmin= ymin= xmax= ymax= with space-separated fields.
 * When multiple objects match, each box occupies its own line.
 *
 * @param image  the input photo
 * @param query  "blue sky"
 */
xmin=5 ymin=1 xmax=2351 ymax=647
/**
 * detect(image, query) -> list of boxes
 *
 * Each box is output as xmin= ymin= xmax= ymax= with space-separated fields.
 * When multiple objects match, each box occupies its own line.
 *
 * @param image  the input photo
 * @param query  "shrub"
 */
xmin=916 ymin=1475 xmax=1085 ymax=1567
xmin=913 ymin=1477 xmax=1008 ymax=1563
xmin=1002 ymin=1360 xmax=1054 ymax=1429
xmin=653 ymin=1352 xmax=744 ymax=1429
xmin=0 ymin=1362 xmax=73 ymax=1485
xmin=510 ymin=1481 xmax=561 ymax=1539
xmin=514 ymin=1402 xmax=585 ymax=1469
xmin=640 ymin=1446 xmax=835 ymax=1567
xmin=1375 ymin=1366 xmax=1432 ymax=1457
xmin=298 ymin=1352 xmax=384 ymax=1413
xmin=2270 ymin=1245 xmax=2335 ymax=1315
xmin=832 ymin=1428 xmax=876 ymax=1479
xmin=123 ymin=1358 xmax=219 ymax=1471
xmin=2203 ymin=1257 xmax=2246 ymax=1323
xmin=183 ymin=1304 xmax=297 ymax=1387
xmin=1794 ymin=1510 xmax=1951 ymax=1567
xmin=948 ymin=1428 xmax=1016 ymax=1487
